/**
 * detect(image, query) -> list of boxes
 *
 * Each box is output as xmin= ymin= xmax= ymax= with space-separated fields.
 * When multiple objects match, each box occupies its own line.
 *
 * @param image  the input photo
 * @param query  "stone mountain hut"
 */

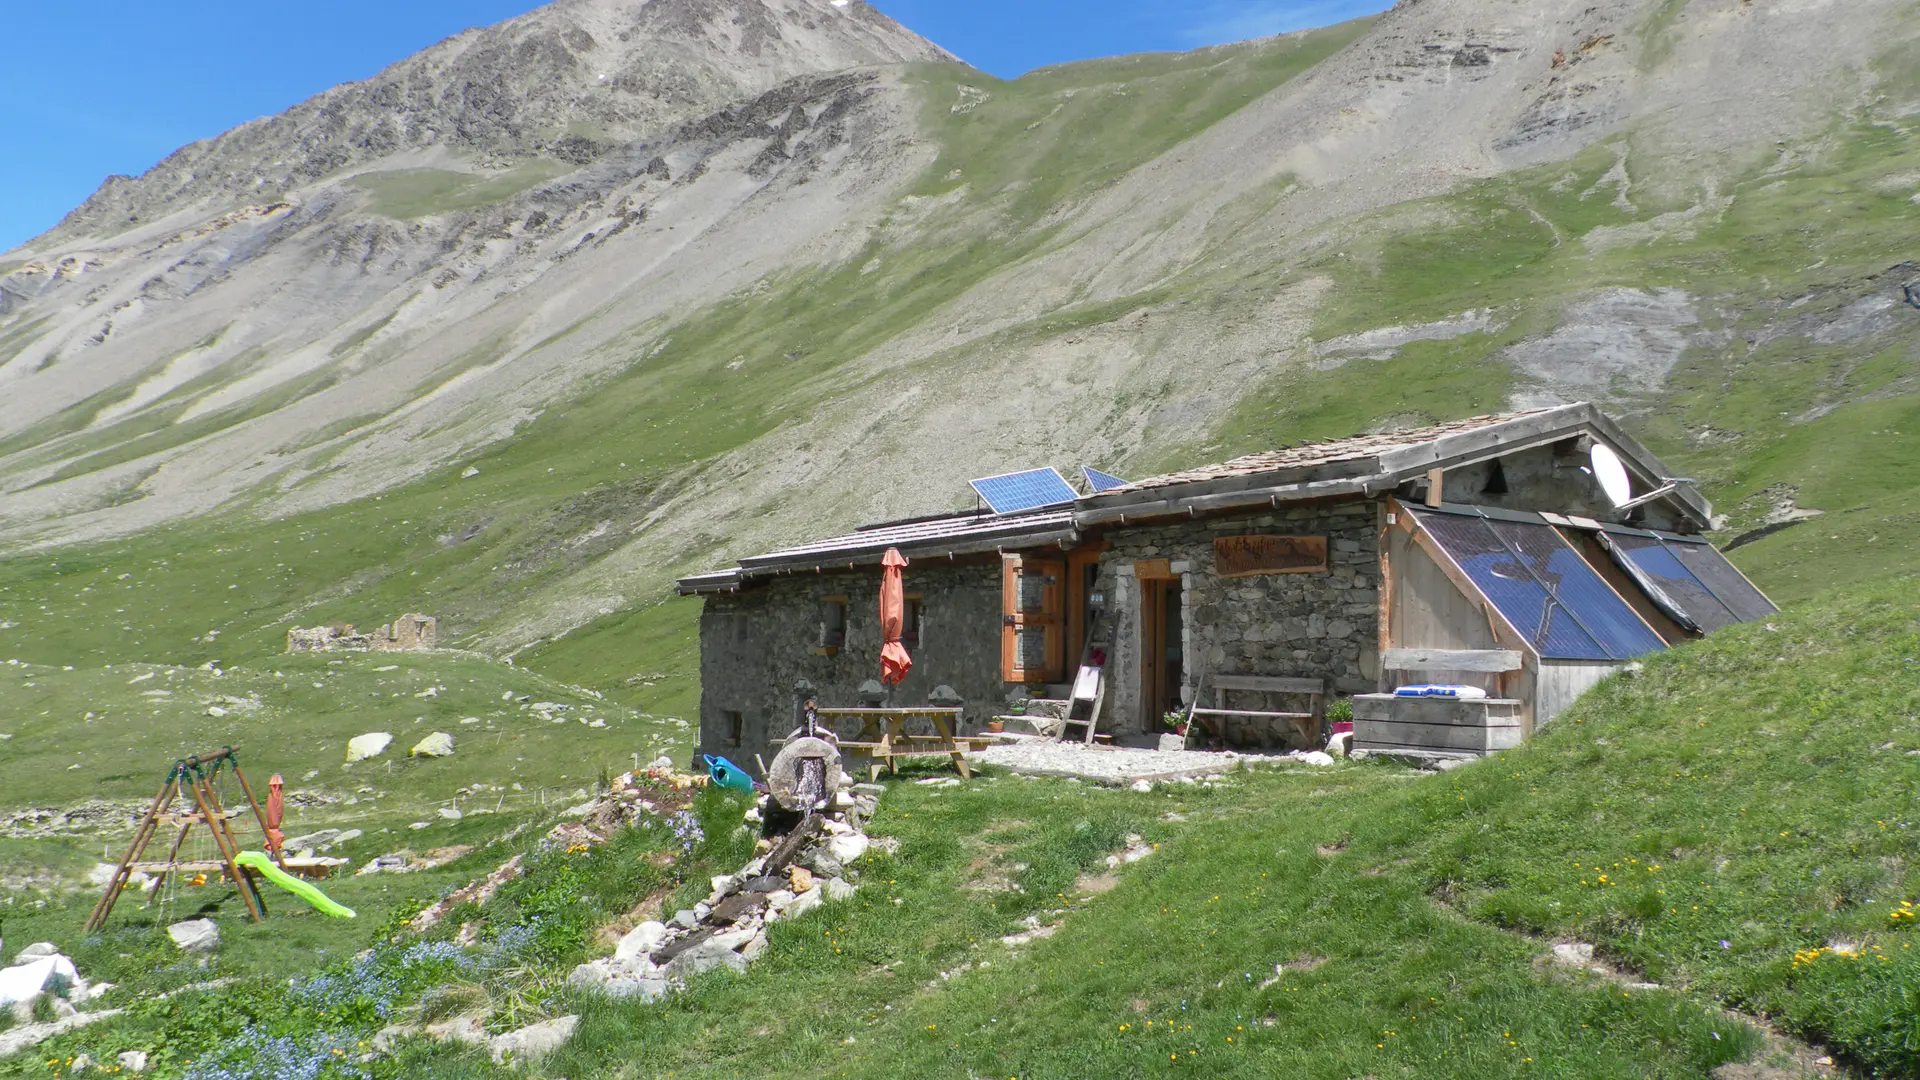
xmin=678 ymin=404 xmax=1776 ymax=766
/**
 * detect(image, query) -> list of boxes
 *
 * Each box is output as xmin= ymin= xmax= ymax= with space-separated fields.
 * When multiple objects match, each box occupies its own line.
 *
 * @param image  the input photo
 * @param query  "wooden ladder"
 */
xmin=1059 ymin=610 xmax=1113 ymax=745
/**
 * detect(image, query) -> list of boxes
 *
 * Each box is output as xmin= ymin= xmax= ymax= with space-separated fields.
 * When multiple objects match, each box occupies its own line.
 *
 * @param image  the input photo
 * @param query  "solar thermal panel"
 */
xmin=970 ymin=468 xmax=1080 ymax=515
xmin=1414 ymin=509 xmax=1666 ymax=662
xmin=1665 ymin=540 xmax=1778 ymax=624
xmin=1606 ymin=534 xmax=1742 ymax=634
xmin=1082 ymin=466 xmax=1130 ymax=493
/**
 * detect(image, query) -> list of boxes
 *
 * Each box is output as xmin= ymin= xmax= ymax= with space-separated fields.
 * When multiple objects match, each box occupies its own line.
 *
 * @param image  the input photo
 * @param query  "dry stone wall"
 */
xmin=1096 ymin=501 xmax=1382 ymax=748
xmin=697 ymin=561 xmax=1006 ymax=767
xmin=287 ymin=614 xmax=438 ymax=653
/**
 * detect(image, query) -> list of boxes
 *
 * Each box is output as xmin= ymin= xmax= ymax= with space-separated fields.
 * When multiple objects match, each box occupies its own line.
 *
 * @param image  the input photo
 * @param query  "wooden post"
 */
xmin=227 ymin=762 xmax=282 ymax=870
xmin=85 ymin=772 xmax=181 ymax=932
xmin=186 ymin=769 xmax=263 ymax=923
xmin=200 ymin=770 xmax=268 ymax=915
xmin=1425 ymin=468 xmax=1445 ymax=508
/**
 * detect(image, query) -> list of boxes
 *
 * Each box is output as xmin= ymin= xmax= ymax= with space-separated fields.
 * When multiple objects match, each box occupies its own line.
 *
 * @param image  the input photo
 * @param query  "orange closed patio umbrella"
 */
xmin=879 ymin=548 xmax=913 ymax=686
xmin=266 ymin=774 xmax=286 ymax=855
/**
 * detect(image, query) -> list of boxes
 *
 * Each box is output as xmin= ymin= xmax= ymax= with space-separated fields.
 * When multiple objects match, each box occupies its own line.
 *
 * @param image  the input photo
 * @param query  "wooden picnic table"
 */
xmin=814 ymin=706 xmax=977 ymax=781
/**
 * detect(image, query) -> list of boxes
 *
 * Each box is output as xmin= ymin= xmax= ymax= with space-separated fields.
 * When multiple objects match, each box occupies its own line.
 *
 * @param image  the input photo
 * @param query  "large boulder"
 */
xmin=167 ymin=919 xmax=220 ymax=953
xmin=346 ymin=733 xmax=393 ymax=763
xmin=0 ymin=954 xmax=79 ymax=1005
xmin=410 ymin=732 xmax=455 ymax=758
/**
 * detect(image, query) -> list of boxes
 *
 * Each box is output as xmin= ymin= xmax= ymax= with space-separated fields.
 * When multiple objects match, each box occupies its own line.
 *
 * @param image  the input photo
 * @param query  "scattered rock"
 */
xmin=1551 ymin=942 xmax=1595 ymax=968
xmin=489 ymin=1014 xmax=579 ymax=1065
xmin=117 ymin=1051 xmax=147 ymax=1073
xmin=438 ymin=807 xmax=464 ymax=820
xmin=0 ymin=1007 xmax=123 ymax=1058
xmin=345 ymin=733 xmax=393 ymax=763
xmin=828 ymin=833 xmax=870 ymax=864
xmin=823 ymin=877 xmax=857 ymax=901
xmin=784 ymin=887 xmax=824 ymax=921
xmin=12 ymin=943 xmax=61 ymax=964
xmin=410 ymin=732 xmax=455 ymax=758
xmin=666 ymin=939 xmax=748 ymax=977
xmin=424 ymin=1013 xmax=489 ymax=1049
xmin=616 ymin=922 xmax=669 ymax=962
xmin=167 ymin=919 xmax=219 ymax=953
xmin=788 ymin=866 xmax=815 ymax=894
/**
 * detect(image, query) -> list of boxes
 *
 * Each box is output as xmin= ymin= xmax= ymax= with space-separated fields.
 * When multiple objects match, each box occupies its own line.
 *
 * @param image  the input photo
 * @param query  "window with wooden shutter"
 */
xmin=817 ymin=597 xmax=848 ymax=654
xmin=1002 ymin=556 xmax=1065 ymax=683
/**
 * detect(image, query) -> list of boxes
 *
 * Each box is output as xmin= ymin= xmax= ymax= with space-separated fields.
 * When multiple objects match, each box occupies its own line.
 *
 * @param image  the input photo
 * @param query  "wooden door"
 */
xmin=1003 ymin=556 xmax=1066 ymax=684
xmin=1140 ymin=574 xmax=1184 ymax=725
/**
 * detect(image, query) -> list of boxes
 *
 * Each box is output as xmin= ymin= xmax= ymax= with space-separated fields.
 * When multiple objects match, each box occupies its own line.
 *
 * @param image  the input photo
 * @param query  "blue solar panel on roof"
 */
xmin=1082 ymin=466 xmax=1129 ymax=493
xmin=1666 ymin=542 xmax=1778 ymax=623
xmin=1607 ymin=534 xmax=1742 ymax=634
xmin=970 ymin=468 xmax=1080 ymax=515
xmin=1414 ymin=509 xmax=1666 ymax=662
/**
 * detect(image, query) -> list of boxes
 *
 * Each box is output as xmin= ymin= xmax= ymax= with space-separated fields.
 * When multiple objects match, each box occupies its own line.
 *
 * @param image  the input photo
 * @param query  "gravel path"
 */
xmin=967 ymin=742 xmax=1243 ymax=784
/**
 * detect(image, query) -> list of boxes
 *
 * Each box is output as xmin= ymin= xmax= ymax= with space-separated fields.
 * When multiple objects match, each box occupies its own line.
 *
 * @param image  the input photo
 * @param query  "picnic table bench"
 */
xmin=811 ymin=706 xmax=988 ymax=780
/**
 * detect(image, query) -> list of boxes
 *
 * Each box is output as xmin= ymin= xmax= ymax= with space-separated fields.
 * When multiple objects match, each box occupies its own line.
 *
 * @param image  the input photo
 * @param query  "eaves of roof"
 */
xmin=1072 ymin=403 xmax=1712 ymax=530
xmin=676 ymin=510 xmax=1077 ymax=595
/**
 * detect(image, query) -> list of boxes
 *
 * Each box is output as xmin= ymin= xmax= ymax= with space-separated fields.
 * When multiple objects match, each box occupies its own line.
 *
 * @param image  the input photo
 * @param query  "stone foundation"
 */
xmin=288 ymin=614 xmax=439 ymax=653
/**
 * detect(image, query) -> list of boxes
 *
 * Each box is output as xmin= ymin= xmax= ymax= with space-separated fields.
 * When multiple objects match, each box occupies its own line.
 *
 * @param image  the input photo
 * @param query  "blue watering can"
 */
xmin=702 ymin=754 xmax=756 ymax=793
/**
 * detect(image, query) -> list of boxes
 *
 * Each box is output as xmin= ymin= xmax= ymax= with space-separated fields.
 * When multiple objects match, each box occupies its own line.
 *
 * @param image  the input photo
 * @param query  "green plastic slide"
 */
xmin=233 ymin=851 xmax=357 ymax=919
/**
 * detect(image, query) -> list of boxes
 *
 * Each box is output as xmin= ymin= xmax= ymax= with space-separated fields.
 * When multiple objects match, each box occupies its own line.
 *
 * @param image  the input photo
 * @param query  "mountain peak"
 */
xmin=44 ymin=0 xmax=953 ymax=244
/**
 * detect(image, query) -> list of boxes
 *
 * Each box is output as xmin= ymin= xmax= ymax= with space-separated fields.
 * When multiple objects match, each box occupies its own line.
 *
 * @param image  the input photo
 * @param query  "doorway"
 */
xmin=1140 ymin=575 xmax=1185 ymax=729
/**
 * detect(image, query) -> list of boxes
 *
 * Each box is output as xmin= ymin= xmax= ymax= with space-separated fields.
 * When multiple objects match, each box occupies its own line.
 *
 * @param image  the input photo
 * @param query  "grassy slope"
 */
xmin=12 ymin=580 xmax=1917 ymax=1078
xmin=1199 ymin=112 xmax=1920 ymax=603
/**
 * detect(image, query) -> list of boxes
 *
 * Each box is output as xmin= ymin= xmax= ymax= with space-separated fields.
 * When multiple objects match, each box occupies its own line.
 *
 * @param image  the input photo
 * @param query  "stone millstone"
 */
xmin=766 ymin=738 xmax=844 ymax=811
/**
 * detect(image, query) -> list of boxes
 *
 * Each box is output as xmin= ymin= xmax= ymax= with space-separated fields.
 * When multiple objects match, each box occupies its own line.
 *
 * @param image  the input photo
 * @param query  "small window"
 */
xmin=1481 ymin=457 xmax=1509 ymax=495
xmin=817 ymin=597 xmax=847 ymax=653
xmin=724 ymin=710 xmax=744 ymax=748
xmin=902 ymin=596 xmax=922 ymax=650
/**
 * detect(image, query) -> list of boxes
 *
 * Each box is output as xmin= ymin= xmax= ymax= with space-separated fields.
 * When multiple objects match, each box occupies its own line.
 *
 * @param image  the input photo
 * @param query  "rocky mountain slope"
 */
xmin=2 ymin=0 xmax=1918 ymax=680
xmin=43 ymin=0 xmax=953 ymax=241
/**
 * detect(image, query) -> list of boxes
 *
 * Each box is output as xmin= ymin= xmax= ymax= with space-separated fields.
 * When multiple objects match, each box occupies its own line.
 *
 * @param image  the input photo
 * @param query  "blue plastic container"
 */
xmin=702 ymin=754 xmax=756 ymax=793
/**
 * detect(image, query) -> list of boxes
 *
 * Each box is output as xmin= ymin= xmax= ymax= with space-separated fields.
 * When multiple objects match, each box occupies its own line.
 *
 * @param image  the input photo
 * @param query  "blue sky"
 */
xmin=0 ymin=1 xmax=1385 ymax=253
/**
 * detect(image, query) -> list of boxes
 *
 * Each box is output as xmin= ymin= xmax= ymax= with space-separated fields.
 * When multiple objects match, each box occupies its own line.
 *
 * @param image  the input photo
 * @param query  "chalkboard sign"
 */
xmin=1213 ymin=535 xmax=1329 ymax=577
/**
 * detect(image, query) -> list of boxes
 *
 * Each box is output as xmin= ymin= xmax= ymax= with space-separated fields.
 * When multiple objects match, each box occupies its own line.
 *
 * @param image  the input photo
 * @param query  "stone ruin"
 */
xmin=287 ymin=614 xmax=438 ymax=654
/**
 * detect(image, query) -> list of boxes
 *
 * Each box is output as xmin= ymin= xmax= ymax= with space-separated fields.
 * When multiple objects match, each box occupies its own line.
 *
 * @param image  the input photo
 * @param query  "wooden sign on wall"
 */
xmin=1213 ymin=535 xmax=1329 ymax=577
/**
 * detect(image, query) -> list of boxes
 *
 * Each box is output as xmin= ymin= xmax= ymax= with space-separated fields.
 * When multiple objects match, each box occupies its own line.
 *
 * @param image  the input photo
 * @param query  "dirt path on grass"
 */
xmin=1429 ymin=896 xmax=1843 ymax=1079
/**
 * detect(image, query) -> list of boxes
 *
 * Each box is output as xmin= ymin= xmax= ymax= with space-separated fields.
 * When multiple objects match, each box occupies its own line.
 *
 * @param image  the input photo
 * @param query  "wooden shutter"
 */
xmin=1002 ymin=556 xmax=1066 ymax=683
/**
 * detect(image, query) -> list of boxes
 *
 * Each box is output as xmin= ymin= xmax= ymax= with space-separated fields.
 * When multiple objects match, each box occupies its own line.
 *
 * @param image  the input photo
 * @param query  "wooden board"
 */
xmin=1383 ymin=648 xmax=1524 ymax=673
xmin=1536 ymin=660 xmax=1623 ymax=724
xmin=1211 ymin=675 xmax=1325 ymax=695
xmin=1353 ymin=718 xmax=1524 ymax=754
xmin=1351 ymin=693 xmax=1525 ymax=755
xmin=1213 ymin=535 xmax=1328 ymax=577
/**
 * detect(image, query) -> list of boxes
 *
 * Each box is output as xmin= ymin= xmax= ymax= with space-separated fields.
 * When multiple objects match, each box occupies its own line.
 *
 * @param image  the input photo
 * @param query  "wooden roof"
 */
xmin=677 ymin=403 xmax=1711 ymax=593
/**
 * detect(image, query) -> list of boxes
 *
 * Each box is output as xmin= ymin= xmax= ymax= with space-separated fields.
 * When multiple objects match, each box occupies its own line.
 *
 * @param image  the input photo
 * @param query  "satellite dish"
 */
xmin=1590 ymin=442 xmax=1633 ymax=507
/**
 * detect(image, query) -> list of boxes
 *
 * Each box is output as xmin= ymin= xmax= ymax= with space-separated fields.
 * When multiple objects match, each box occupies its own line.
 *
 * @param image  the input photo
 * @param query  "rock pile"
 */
xmin=568 ymin=783 xmax=881 ymax=1002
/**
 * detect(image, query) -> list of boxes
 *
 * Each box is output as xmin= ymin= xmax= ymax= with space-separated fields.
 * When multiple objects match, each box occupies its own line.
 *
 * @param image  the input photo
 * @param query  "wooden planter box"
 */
xmin=1351 ymin=694 xmax=1525 ymax=756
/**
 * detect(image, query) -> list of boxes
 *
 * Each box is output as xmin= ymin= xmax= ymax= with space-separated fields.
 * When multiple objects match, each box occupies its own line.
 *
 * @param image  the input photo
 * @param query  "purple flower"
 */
xmin=1719 ymin=940 xmax=1731 ymax=949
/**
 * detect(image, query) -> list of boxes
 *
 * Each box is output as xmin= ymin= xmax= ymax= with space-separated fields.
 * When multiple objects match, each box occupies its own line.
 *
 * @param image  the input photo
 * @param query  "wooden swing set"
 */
xmin=84 ymin=746 xmax=279 ymax=932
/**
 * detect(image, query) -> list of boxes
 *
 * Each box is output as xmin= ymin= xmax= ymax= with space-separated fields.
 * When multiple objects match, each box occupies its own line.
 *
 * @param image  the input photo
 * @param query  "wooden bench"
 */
xmin=1186 ymin=674 xmax=1327 ymax=750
